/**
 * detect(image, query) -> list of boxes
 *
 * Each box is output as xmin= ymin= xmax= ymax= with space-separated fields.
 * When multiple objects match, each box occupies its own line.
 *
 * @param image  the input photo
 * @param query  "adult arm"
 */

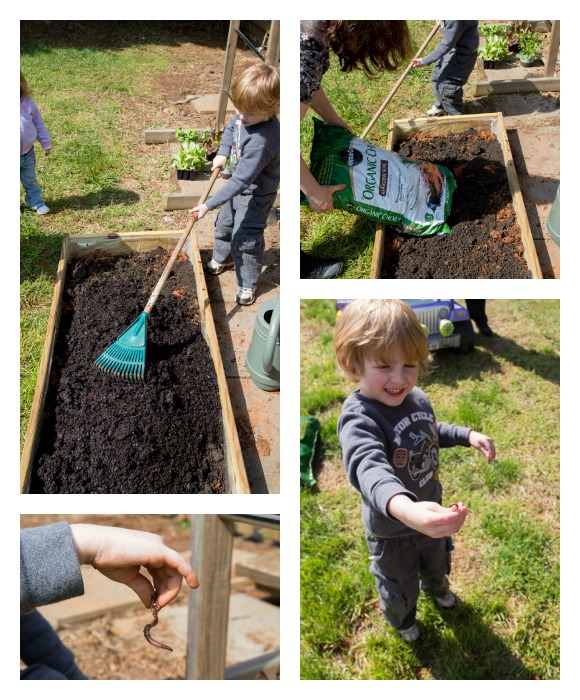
xmin=300 ymin=100 xmax=346 ymax=213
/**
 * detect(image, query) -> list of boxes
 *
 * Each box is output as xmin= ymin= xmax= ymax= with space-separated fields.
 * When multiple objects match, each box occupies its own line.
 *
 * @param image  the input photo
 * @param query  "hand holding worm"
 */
xmin=70 ymin=524 xmax=200 ymax=609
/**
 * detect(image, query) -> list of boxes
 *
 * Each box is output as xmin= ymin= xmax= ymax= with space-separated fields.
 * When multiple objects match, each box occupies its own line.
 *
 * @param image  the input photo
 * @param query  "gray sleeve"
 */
xmin=422 ymin=21 xmax=468 ymax=65
xmin=20 ymin=521 xmax=84 ymax=613
xmin=206 ymin=144 xmax=276 ymax=210
xmin=339 ymin=409 xmax=417 ymax=518
xmin=437 ymin=421 xmax=472 ymax=448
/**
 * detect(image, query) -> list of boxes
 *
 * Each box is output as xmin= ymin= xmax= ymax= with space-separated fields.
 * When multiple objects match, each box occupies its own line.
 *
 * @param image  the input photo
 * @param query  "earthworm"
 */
xmin=448 ymin=502 xmax=460 ymax=512
xmin=144 ymin=594 xmax=173 ymax=652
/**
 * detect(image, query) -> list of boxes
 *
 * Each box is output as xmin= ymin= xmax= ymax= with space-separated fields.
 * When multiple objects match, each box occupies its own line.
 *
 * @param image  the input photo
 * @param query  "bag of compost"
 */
xmin=303 ymin=119 xmax=456 ymax=236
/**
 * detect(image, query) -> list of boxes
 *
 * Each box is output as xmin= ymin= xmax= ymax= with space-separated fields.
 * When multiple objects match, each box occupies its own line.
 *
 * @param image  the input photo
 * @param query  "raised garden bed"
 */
xmin=21 ymin=232 xmax=248 ymax=494
xmin=370 ymin=113 xmax=542 ymax=279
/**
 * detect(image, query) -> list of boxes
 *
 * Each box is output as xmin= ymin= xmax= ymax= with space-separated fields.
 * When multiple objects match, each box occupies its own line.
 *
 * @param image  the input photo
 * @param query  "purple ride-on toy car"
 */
xmin=336 ymin=299 xmax=475 ymax=354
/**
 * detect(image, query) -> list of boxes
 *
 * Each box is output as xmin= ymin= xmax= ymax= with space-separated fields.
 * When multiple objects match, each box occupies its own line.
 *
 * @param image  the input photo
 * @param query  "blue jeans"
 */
xmin=212 ymin=191 xmax=276 ymax=289
xmin=20 ymin=147 xmax=46 ymax=209
xmin=431 ymin=50 xmax=478 ymax=115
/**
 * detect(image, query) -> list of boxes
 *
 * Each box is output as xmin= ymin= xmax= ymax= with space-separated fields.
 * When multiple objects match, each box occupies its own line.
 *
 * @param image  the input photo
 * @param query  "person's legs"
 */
xmin=418 ymin=533 xmax=453 ymax=602
xmin=465 ymin=299 xmax=493 ymax=335
xmin=20 ymin=148 xmax=46 ymax=210
xmin=231 ymin=192 xmax=275 ymax=302
xmin=435 ymin=51 xmax=477 ymax=116
xmin=366 ymin=533 xmax=420 ymax=632
xmin=430 ymin=59 xmax=444 ymax=109
xmin=211 ymin=199 xmax=235 ymax=265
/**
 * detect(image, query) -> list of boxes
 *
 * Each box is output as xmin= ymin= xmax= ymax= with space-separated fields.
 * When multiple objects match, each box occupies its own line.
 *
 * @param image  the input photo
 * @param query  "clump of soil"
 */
xmin=380 ymin=129 xmax=530 ymax=279
xmin=31 ymin=248 xmax=226 ymax=494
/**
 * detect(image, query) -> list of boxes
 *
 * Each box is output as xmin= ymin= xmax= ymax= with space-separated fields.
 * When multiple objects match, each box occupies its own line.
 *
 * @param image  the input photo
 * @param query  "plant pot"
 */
xmin=519 ymin=54 xmax=536 ymax=66
xmin=483 ymin=60 xmax=501 ymax=69
xmin=176 ymin=168 xmax=191 ymax=180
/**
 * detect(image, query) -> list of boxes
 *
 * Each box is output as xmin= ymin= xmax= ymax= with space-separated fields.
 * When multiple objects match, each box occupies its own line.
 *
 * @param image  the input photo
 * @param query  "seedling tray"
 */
xmin=21 ymin=230 xmax=248 ymax=494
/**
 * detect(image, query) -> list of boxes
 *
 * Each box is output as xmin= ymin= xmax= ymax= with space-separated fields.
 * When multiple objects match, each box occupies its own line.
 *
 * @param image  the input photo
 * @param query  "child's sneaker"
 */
xmin=33 ymin=204 xmax=50 ymax=215
xmin=398 ymin=623 xmax=420 ymax=642
xmin=425 ymin=105 xmax=445 ymax=117
xmin=205 ymin=259 xmax=232 ymax=275
xmin=434 ymin=591 xmax=456 ymax=609
xmin=236 ymin=287 xmax=256 ymax=306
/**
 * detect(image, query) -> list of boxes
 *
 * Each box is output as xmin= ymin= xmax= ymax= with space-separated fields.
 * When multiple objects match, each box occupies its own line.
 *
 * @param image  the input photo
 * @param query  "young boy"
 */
xmin=191 ymin=63 xmax=280 ymax=306
xmin=334 ymin=299 xmax=495 ymax=642
xmin=411 ymin=20 xmax=479 ymax=116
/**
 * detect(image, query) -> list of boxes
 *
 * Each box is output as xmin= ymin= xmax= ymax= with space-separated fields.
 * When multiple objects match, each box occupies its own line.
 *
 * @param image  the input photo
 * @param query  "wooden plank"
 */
xmin=216 ymin=20 xmax=240 ymax=132
xmin=186 ymin=515 xmax=234 ymax=680
xmin=20 ymin=231 xmax=249 ymax=493
xmin=377 ymin=113 xmax=542 ymax=279
xmin=163 ymin=190 xmax=280 ymax=212
xmin=544 ymin=20 xmax=560 ymax=77
xmin=265 ymin=20 xmax=280 ymax=67
xmin=473 ymin=77 xmax=560 ymax=96
xmin=235 ymin=549 xmax=280 ymax=592
xmin=20 ymin=235 xmax=68 ymax=494
xmin=495 ymin=112 xmax=542 ymax=280
xmin=370 ymin=223 xmax=385 ymax=279
xmin=145 ymin=128 xmax=211 ymax=144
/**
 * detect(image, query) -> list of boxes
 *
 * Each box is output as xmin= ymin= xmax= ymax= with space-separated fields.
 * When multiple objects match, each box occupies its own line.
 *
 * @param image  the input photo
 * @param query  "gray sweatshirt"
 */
xmin=422 ymin=20 xmax=480 ymax=65
xmin=20 ymin=522 xmax=87 ymax=680
xmin=206 ymin=114 xmax=280 ymax=211
xmin=338 ymin=387 xmax=472 ymax=537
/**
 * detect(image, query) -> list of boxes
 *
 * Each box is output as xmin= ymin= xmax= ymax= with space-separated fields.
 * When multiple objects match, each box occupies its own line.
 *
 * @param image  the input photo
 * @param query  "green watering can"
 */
xmin=245 ymin=296 xmax=280 ymax=391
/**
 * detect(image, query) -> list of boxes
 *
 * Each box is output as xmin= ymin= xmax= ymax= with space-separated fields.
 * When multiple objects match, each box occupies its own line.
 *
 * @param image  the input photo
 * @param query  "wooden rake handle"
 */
xmin=360 ymin=22 xmax=440 ymax=140
xmin=144 ymin=166 xmax=221 ymax=315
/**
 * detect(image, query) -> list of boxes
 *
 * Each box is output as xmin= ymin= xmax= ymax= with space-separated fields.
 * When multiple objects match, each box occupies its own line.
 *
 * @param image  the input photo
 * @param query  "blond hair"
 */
xmin=334 ymin=299 xmax=431 ymax=381
xmin=231 ymin=63 xmax=279 ymax=116
xmin=20 ymin=71 xmax=31 ymax=98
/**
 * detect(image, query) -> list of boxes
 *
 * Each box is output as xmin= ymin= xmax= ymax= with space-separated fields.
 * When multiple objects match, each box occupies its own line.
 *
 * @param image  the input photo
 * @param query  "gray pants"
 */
xmin=213 ymin=191 xmax=276 ymax=290
xmin=431 ymin=50 xmax=477 ymax=115
xmin=366 ymin=531 xmax=452 ymax=631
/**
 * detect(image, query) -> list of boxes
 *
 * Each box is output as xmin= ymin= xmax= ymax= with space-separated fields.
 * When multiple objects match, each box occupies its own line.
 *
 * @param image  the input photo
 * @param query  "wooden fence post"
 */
xmin=544 ymin=20 xmax=560 ymax=78
xmin=216 ymin=20 xmax=240 ymax=133
xmin=265 ymin=20 xmax=280 ymax=66
xmin=185 ymin=515 xmax=234 ymax=679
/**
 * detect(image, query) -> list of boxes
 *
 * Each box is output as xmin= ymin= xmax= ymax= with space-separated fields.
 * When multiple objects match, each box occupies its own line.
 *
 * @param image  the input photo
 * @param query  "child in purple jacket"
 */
xmin=20 ymin=71 xmax=52 ymax=214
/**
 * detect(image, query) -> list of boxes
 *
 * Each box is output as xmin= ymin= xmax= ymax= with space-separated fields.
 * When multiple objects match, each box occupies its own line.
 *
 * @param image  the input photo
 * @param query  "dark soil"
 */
xmin=380 ymin=129 xmax=531 ymax=279
xmin=31 ymin=248 xmax=226 ymax=494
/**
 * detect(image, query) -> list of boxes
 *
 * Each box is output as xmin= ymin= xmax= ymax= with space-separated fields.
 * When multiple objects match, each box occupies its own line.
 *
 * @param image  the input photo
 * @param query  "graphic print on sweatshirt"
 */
xmin=392 ymin=412 xmax=440 ymax=488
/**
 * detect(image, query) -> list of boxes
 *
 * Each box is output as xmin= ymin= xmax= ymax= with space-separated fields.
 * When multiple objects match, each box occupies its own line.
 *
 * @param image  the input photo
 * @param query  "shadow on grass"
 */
xmin=423 ymin=331 xmax=559 ymax=388
xmin=414 ymin=597 xmax=536 ymax=679
xmin=20 ymin=229 xmax=63 ymax=284
xmin=21 ymin=20 xmax=231 ymax=52
xmin=47 ymin=187 xmax=140 ymax=213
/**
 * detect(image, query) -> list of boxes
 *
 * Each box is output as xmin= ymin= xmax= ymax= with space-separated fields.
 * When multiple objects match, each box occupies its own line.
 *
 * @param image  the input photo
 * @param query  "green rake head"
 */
xmin=95 ymin=312 xmax=149 ymax=382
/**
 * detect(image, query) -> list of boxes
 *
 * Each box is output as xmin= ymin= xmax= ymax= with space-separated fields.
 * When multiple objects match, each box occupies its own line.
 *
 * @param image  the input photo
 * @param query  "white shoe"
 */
xmin=34 ymin=204 xmax=50 ymax=215
xmin=236 ymin=287 xmax=256 ymax=306
xmin=425 ymin=105 xmax=445 ymax=117
xmin=399 ymin=623 xmax=420 ymax=642
xmin=205 ymin=259 xmax=231 ymax=275
xmin=434 ymin=591 xmax=456 ymax=609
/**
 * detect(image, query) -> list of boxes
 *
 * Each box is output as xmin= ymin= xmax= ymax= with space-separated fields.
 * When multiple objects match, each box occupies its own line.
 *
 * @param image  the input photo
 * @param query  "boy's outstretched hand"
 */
xmin=70 ymin=524 xmax=199 ymax=610
xmin=469 ymin=431 xmax=496 ymax=463
xmin=388 ymin=495 xmax=468 ymax=538
xmin=190 ymin=203 xmax=209 ymax=220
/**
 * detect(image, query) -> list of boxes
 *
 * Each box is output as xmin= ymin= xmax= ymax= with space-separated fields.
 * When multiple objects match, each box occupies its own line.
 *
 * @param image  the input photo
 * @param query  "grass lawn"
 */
xmin=19 ymin=21 xmax=239 ymax=448
xmin=300 ymin=20 xmax=489 ymax=278
xmin=300 ymin=299 xmax=560 ymax=680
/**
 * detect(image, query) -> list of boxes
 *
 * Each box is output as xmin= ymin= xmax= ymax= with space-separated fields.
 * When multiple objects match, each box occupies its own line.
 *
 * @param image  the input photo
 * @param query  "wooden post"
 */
xmin=544 ymin=20 xmax=560 ymax=77
xmin=216 ymin=20 xmax=240 ymax=133
xmin=265 ymin=20 xmax=280 ymax=66
xmin=186 ymin=515 xmax=235 ymax=679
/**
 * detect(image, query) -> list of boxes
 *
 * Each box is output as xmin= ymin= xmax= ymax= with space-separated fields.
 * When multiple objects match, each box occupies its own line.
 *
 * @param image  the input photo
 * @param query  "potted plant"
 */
xmin=171 ymin=127 xmax=224 ymax=179
xmin=477 ymin=34 xmax=510 ymax=69
xmin=517 ymin=28 xmax=542 ymax=66
xmin=504 ymin=20 xmax=529 ymax=53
